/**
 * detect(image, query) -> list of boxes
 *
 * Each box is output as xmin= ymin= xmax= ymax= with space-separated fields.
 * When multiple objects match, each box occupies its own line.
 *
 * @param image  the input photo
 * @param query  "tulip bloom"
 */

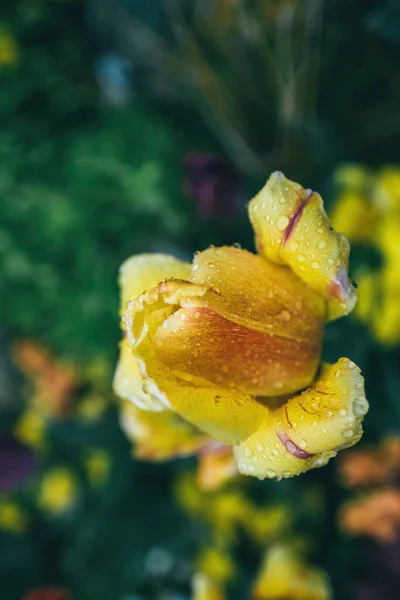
xmin=114 ymin=172 xmax=368 ymax=479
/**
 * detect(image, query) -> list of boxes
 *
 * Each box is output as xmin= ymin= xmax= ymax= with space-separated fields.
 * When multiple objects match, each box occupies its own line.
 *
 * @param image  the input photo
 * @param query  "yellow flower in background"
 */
xmin=13 ymin=408 xmax=46 ymax=450
xmin=252 ymin=545 xmax=332 ymax=600
xmin=84 ymin=450 xmax=111 ymax=486
xmin=175 ymin=473 xmax=290 ymax=546
xmin=331 ymin=164 xmax=400 ymax=345
xmin=197 ymin=547 xmax=235 ymax=584
xmin=114 ymin=172 xmax=367 ymax=480
xmin=196 ymin=448 xmax=237 ymax=491
xmin=38 ymin=468 xmax=78 ymax=516
xmin=76 ymin=394 xmax=108 ymax=422
xmin=0 ymin=29 xmax=19 ymax=66
xmin=192 ymin=574 xmax=226 ymax=600
xmin=0 ymin=500 xmax=29 ymax=534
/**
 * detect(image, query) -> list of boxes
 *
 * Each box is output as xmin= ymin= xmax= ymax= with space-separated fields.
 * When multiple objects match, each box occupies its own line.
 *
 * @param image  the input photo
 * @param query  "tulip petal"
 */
xmin=123 ymin=278 xmax=269 ymax=444
xmin=118 ymin=253 xmax=192 ymax=313
xmin=113 ymin=339 xmax=165 ymax=411
xmin=119 ymin=399 xmax=209 ymax=460
xmin=248 ymin=172 xmax=357 ymax=320
xmin=152 ymin=247 xmax=324 ymax=396
xmin=114 ymin=253 xmax=191 ymax=410
xmin=234 ymin=358 xmax=368 ymax=479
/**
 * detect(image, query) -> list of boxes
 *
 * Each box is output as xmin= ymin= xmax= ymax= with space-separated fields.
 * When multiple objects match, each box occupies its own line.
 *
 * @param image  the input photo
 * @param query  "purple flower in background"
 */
xmin=353 ymin=581 xmax=395 ymax=600
xmin=182 ymin=152 xmax=241 ymax=220
xmin=0 ymin=437 xmax=36 ymax=493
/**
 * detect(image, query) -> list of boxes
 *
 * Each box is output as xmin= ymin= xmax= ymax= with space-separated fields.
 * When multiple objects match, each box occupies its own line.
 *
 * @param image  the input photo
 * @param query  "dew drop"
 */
xmin=277 ymin=216 xmax=289 ymax=231
xmin=354 ymin=397 xmax=368 ymax=416
xmin=192 ymin=264 xmax=199 ymax=272
xmin=232 ymin=242 xmax=242 ymax=249
xmin=297 ymin=254 xmax=306 ymax=262
xmin=266 ymin=469 xmax=276 ymax=478
xmin=311 ymin=261 xmax=320 ymax=270
xmin=342 ymin=429 xmax=354 ymax=439
xmin=272 ymin=449 xmax=279 ymax=456
xmin=339 ymin=409 xmax=347 ymax=416
xmin=299 ymin=440 xmax=307 ymax=449
xmin=274 ymin=380 xmax=284 ymax=390
xmin=291 ymin=241 xmax=299 ymax=250
xmin=317 ymin=241 xmax=326 ymax=249
xmin=312 ymin=421 xmax=318 ymax=429
xmin=243 ymin=446 xmax=253 ymax=458
xmin=279 ymin=310 xmax=291 ymax=322
xmin=256 ymin=443 xmax=264 ymax=452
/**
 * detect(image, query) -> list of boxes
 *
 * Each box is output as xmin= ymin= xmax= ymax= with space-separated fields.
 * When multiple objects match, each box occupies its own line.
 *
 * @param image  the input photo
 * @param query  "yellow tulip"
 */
xmin=114 ymin=172 xmax=368 ymax=479
xmin=252 ymin=545 xmax=332 ymax=600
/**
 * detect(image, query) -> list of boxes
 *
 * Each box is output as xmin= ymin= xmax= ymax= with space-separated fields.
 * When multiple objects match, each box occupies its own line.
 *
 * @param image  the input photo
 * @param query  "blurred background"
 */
xmin=1 ymin=1 xmax=400 ymax=599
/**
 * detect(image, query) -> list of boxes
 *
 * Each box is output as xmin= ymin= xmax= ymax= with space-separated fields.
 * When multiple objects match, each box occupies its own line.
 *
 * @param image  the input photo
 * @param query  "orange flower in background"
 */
xmin=114 ymin=172 xmax=368 ymax=480
xmin=338 ymin=436 xmax=400 ymax=544
xmin=339 ymin=436 xmax=400 ymax=488
xmin=14 ymin=341 xmax=77 ymax=417
xmin=339 ymin=488 xmax=400 ymax=544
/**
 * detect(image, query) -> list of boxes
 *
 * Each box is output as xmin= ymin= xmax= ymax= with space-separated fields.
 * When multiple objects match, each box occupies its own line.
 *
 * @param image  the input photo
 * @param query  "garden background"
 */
xmin=1 ymin=1 xmax=400 ymax=599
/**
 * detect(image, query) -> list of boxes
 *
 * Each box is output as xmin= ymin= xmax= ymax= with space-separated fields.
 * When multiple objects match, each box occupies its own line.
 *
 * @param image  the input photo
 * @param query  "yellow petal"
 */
xmin=113 ymin=339 xmax=165 ymax=410
xmin=234 ymin=358 xmax=368 ymax=479
xmin=252 ymin=545 xmax=332 ymax=600
xmin=249 ymin=172 xmax=357 ymax=320
xmin=122 ymin=247 xmax=324 ymax=441
xmin=123 ymin=276 xmax=275 ymax=444
xmin=119 ymin=399 xmax=209 ymax=461
xmin=118 ymin=252 xmax=191 ymax=314
xmin=114 ymin=253 xmax=191 ymax=410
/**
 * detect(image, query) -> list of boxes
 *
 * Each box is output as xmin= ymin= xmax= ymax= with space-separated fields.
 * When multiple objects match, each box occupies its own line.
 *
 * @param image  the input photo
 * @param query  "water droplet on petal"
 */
xmin=353 ymin=397 xmax=368 ymax=416
xmin=277 ymin=216 xmax=289 ymax=231
xmin=297 ymin=254 xmax=306 ymax=262
xmin=274 ymin=380 xmax=284 ymax=390
xmin=244 ymin=446 xmax=253 ymax=458
xmin=342 ymin=429 xmax=354 ymax=439
xmin=279 ymin=310 xmax=291 ymax=322
xmin=317 ymin=241 xmax=326 ymax=249
xmin=299 ymin=440 xmax=307 ymax=449
xmin=266 ymin=469 xmax=276 ymax=478
xmin=311 ymin=261 xmax=320 ymax=269
xmin=256 ymin=443 xmax=264 ymax=452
